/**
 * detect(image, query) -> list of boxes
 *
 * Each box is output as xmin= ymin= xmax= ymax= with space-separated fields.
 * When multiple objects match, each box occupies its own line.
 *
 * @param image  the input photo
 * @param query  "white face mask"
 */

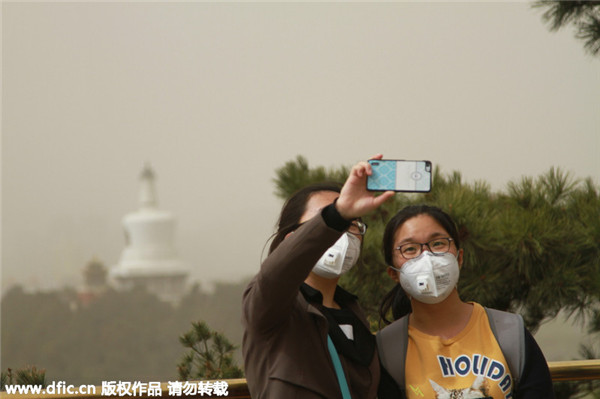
xmin=391 ymin=251 xmax=460 ymax=304
xmin=312 ymin=233 xmax=361 ymax=279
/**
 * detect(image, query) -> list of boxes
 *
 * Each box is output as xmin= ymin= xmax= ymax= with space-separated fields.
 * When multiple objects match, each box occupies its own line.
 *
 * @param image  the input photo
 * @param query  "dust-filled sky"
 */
xmin=2 ymin=2 xmax=599 ymax=292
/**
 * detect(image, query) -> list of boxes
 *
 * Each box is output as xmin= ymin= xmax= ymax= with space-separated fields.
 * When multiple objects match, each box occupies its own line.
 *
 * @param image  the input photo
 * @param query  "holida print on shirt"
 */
xmin=435 ymin=354 xmax=513 ymax=399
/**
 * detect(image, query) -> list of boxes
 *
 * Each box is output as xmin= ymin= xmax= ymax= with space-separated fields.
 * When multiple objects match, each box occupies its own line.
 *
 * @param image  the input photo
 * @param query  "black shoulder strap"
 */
xmin=484 ymin=307 xmax=525 ymax=386
xmin=376 ymin=315 xmax=409 ymax=390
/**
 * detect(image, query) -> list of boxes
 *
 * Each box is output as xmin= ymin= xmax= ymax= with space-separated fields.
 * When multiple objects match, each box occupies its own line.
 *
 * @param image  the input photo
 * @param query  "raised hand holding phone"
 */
xmin=335 ymin=154 xmax=395 ymax=220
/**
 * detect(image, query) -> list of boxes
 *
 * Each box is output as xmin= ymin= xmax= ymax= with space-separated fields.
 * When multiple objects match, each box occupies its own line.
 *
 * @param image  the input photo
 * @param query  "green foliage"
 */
xmin=576 ymin=329 xmax=600 ymax=398
xmin=273 ymin=155 xmax=350 ymax=199
xmin=177 ymin=321 xmax=243 ymax=380
xmin=533 ymin=1 xmax=600 ymax=56
xmin=14 ymin=366 xmax=46 ymax=387
xmin=0 ymin=366 xmax=47 ymax=390
xmin=552 ymin=381 xmax=582 ymax=399
xmin=273 ymin=156 xmax=600 ymax=335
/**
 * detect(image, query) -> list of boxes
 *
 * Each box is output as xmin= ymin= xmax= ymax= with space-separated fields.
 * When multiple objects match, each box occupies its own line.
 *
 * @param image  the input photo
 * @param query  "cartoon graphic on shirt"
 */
xmin=430 ymin=375 xmax=493 ymax=399
xmin=403 ymin=304 xmax=516 ymax=398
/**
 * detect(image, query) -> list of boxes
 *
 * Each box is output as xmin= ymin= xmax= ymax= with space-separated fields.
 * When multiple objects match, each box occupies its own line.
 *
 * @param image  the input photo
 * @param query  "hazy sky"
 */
xmin=2 ymin=2 xmax=599 ymax=292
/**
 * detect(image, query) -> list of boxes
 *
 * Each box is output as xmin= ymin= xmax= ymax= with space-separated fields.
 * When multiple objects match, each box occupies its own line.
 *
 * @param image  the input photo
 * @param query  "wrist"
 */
xmin=333 ymin=197 xmax=354 ymax=221
xmin=322 ymin=200 xmax=352 ymax=231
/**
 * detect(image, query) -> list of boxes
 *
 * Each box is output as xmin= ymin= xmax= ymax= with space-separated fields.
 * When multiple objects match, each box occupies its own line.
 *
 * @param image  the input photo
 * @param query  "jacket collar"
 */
xmin=299 ymin=283 xmax=369 ymax=330
xmin=300 ymin=282 xmax=358 ymax=306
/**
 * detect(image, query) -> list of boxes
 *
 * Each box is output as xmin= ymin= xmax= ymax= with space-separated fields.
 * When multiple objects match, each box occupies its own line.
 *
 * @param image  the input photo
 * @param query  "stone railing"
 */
xmin=1 ymin=360 xmax=599 ymax=399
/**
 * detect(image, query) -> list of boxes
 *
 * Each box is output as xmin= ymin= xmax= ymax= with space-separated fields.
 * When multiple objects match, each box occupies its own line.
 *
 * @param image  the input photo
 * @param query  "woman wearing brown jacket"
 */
xmin=242 ymin=156 xmax=393 ymax=399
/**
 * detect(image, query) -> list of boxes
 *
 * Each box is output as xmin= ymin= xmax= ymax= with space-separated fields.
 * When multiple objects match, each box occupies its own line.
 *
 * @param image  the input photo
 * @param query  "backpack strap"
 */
xmin=484 ymin=307 xmax=525 ymax=387
xmin=376 ymin=315 xmax=409 ymax=390
xmin=327 ymin=335 xmax=352 ymax=399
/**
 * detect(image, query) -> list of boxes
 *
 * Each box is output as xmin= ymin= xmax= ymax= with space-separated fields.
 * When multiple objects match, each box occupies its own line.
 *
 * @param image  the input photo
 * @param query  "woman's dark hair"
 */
xmin=268 ymin=182 xmax=342 ymax=254
xmin=379 ymin=204 xmax=461 ymax=325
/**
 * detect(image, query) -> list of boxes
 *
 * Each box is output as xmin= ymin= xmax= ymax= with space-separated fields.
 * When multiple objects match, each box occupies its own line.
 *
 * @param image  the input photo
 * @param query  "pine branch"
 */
xmin=533 ymin=1 xmax=600 ymax=56
xmin=177 ymin=320 xmax=243 ymax=380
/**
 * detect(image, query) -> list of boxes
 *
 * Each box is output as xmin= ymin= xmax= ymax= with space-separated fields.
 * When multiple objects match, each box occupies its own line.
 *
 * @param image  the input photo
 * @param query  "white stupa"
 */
xmin=110 ymin=164 xmax=189 ymax=304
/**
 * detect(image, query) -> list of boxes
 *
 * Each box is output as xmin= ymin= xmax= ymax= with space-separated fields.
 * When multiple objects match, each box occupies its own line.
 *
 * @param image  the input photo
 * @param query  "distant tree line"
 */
xmin=1 ymin=278 xmax=248 ymax=386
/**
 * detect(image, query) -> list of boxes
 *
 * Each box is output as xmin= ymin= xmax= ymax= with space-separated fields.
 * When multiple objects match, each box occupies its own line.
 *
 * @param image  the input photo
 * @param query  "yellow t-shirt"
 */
xmin=404 ymin=303 xmax=513 ymax=399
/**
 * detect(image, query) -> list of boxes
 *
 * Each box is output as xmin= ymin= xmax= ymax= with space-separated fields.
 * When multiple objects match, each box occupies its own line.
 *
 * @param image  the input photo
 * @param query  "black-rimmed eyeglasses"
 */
xmin=395 ymin=237 xmax=454 ymax=259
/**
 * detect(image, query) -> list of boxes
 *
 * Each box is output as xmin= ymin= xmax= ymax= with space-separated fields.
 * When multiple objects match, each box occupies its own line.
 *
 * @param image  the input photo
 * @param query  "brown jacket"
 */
xmin=242 ymin=212 xmax=380 ymax=399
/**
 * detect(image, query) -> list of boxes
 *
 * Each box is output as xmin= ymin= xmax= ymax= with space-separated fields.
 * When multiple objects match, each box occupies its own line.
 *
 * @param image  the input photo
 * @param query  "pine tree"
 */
xmin=533 ymin=1 xmax=600 ymax=56
xmin=177 ymin=321 xmax=243 ymax=381
xmin=0 ymin=366 xmax=47 ymax=390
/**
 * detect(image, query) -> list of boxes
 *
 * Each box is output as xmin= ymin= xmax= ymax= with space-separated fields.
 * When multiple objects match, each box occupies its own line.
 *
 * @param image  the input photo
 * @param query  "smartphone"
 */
xmin=367 ymin=159 xmax=432 ymax=192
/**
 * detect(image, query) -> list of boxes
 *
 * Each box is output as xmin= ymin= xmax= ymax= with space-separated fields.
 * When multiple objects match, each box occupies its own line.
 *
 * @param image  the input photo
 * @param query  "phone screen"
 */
xmin=367 ymin=160 xmax=432 ymax=192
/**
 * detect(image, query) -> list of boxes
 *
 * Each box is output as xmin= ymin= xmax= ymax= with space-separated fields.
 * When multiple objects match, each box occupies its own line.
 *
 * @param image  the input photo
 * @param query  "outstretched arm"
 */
xmin=243 ymin=154 xmax=395 ymax=333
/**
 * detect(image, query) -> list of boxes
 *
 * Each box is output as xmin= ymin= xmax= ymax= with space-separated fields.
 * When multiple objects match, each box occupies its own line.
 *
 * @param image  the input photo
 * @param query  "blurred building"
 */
xmin=110 ymin=164 xmax=189 ymax=304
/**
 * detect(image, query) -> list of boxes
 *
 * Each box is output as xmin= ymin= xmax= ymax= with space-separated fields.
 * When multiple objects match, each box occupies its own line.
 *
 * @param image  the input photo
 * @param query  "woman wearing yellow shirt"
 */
xmin=376 ymin=205 xmax=554 ymax=399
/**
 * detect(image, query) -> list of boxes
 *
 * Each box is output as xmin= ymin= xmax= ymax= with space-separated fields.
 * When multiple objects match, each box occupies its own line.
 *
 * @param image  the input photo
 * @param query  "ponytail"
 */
xmin=379 ymin=284 xmax=412 ymax=326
